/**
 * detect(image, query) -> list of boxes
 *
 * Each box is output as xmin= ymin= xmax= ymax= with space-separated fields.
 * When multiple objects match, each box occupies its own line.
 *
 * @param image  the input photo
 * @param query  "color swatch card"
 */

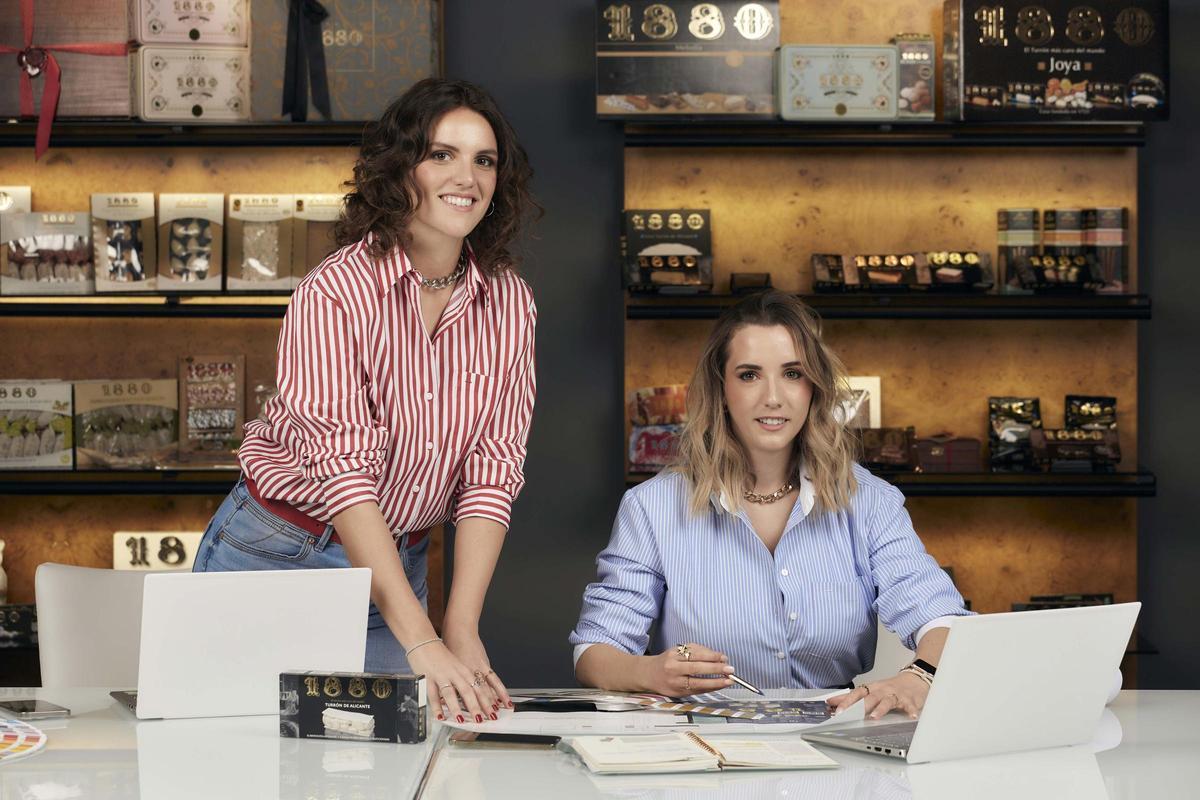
xmin=0 ymin=718 xmax=47 ymax=762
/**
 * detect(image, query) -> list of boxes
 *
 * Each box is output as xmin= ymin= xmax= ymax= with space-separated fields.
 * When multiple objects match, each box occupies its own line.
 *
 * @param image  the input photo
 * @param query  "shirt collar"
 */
xmin=710 ymin=467 xmax=816 ymax=521
xmin=378 ymin=242 xmax=491 ymax=305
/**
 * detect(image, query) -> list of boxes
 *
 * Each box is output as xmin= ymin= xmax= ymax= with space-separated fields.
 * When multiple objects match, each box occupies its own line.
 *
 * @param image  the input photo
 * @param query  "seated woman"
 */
xmin=570 ymin=291 xmax=971 ymax=719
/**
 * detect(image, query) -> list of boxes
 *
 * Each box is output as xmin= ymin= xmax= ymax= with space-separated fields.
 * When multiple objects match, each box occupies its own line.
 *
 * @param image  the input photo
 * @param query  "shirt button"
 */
xmin=425 ymin=441 xmax=434 ymax=450
xmin=776 ymin=651 xmax=786 ymax=660
xmin=411 ymin=485 xmax=420 ymax=494
xmin=424 ymin=391 xmax=434 ymax=401
xmin=789 ymin=612 xmax=798 ymax=621
xmin=780 ymin=568 xmax=789 ymax=577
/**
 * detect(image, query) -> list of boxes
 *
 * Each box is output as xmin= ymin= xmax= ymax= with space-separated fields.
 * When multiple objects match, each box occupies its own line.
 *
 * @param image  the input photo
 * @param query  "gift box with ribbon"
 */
xmin=250 ymin=0 xmax=442 ymax=122
xmin=0 ymin=0 xmax=132 ymax=158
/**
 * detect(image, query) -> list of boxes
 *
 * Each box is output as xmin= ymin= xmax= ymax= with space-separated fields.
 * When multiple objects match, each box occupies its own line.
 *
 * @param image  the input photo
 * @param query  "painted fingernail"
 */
xmin=456 ymin=715 xmax=464 ymax=723
xmin=437 ymin=713 xmax=444 ymax=720
xmin=507 ymin=702 xmax=514 ymax=708
xmin=490 ymin=713 xmax=497 ymax=720
xmin=475 ymin=714 xmax=483 ymax=723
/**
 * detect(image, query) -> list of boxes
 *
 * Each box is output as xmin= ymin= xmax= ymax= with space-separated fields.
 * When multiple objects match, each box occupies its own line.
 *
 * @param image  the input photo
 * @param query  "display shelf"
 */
xmin=0 ymin=121 xmax=367 ymax=148
xmin=0 ymin=294 xmax=292 ymax=319
xmin=0 ymin=469 xmax=240 ymax=495
xmin=626 ymin=293 xmax=1151 ymax=321
xmin=625 ymin=469 xmax=1156 ymax=497
xmin=623 ymin=120 xmax=1146 ymax=149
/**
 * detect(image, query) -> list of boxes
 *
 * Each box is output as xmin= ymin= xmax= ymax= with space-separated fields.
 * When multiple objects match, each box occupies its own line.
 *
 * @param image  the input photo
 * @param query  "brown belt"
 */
xmin=244 ymin=475 xmax=429 ymax=549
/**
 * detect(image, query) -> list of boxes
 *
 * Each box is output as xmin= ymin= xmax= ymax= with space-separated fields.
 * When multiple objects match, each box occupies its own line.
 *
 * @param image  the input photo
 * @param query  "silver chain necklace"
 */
xmin=744 ymin=482 xmax=795 ymax=505
xmin=419 ymin=250 xmax=467 ymax=290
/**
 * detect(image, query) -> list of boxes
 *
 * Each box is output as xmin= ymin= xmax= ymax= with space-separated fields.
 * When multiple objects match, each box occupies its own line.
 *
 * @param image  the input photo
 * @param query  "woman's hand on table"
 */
xmin=442 ymin=626 xmax=512 ymax=713
xmin=407 ymin=638 xmax=501 ymax=724
xmin=640 ymin=642 xmax=736 ymax=697
xmin=827 ymin=671 xmax=930 ymax=719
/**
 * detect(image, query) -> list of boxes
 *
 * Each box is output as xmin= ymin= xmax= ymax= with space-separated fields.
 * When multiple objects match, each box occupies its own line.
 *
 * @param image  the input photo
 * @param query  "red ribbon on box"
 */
xmin=0 ymin=0 xmax=129 ymax=159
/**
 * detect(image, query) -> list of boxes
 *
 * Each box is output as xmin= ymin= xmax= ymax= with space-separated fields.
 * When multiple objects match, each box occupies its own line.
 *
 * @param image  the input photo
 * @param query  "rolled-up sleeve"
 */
xmin=867 ymin=483 xmax=973 ymax=650
xmin=453 ymin=299 xmax=537 ymax=529
xmin=277 ymin=286 xmax=389 ymax=517
xmin=569 ymin=491 xmax=666 ymax=655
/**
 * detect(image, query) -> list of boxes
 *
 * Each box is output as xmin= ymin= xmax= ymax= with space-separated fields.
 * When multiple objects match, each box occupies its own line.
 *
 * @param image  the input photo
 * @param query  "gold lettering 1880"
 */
xmin=642 ymin=4 xmax=679 ymax=40
xmin=603 ymin=4 xmax=634 ymax=41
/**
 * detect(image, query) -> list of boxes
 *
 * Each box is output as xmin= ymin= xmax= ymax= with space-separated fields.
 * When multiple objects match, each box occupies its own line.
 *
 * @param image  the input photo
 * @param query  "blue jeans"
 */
xmin=193 ymin=476 xmax=429 ymax=673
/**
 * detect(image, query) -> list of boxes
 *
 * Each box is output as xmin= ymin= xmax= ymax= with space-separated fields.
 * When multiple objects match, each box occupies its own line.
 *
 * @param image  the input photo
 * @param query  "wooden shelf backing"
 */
xmin=626 ymin=293 xmax=1151 ymax=321
xmin=625 ymin=470 xmax=1156 ymax=497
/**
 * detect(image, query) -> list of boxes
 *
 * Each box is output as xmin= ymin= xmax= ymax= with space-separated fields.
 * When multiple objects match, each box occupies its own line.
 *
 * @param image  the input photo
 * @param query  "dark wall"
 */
xmin=443 ymin=1 xmax=625 ymax=686
xmin=1137 ymin=3 xmax=1200 ymax=688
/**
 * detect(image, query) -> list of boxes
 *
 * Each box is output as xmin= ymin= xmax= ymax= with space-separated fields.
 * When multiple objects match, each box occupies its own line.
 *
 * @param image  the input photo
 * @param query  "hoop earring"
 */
xmin=486 ymin=201 xmax=495 ymax=217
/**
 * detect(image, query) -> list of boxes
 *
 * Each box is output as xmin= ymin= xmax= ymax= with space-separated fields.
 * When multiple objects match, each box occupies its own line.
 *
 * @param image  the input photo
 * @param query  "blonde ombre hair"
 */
xmin=674 ymin=291 xmax=858 ymax=516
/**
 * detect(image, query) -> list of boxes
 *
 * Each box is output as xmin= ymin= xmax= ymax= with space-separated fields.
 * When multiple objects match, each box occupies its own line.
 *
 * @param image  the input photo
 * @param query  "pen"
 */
xmin=727 ymin=671 xmax=764 ymax=695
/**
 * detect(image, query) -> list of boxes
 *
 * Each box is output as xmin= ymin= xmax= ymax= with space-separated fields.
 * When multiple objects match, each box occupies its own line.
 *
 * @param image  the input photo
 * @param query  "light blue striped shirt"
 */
xmin=570 ymin=464 xmax=971 ymax=689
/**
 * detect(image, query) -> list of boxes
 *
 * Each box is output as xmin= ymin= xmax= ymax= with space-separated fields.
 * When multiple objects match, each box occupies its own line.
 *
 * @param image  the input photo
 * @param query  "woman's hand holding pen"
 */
xmin=640 ymin=642 xmax=737 ymax=697
xmin=827 ymin=671 xmax=930 ymax=720
xmin=407 ymin=640 xmax=502 ymax=724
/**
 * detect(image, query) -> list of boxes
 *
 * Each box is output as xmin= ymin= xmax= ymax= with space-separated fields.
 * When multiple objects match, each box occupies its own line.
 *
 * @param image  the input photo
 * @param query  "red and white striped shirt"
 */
xmin=238 ymin=239 xmax=537 ymax=535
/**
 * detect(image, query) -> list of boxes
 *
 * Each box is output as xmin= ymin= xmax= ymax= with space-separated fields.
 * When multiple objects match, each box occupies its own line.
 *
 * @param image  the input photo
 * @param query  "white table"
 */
xmin=2 ymin=689 xmax=1197 ymax=799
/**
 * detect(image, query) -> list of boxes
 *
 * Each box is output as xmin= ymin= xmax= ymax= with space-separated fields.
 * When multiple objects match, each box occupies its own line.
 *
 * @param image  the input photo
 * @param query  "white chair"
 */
xmin=35 ymin=563 xmax=147 ymax=688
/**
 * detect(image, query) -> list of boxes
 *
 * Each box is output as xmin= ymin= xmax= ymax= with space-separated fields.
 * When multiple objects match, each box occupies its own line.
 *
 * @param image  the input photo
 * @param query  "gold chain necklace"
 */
xmin=744 ymin=482 xmax=795 ymax=505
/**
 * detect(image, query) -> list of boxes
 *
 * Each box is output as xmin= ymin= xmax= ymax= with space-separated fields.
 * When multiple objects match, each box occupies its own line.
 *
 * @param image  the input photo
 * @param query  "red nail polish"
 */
xmin=475 ymin=714 xmax=483 ymax=723
xmin=456 ymin=715 xmax=464 ymax=723
xmin=437 ymin=713 xmax=444 ymax=720
xmin=490 ymin=713 xmax=497 ymax=720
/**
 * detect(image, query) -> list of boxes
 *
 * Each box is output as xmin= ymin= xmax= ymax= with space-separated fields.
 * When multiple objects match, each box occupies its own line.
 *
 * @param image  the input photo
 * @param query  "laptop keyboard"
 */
xmin=855 ymin=722 xmax=916 ymax=748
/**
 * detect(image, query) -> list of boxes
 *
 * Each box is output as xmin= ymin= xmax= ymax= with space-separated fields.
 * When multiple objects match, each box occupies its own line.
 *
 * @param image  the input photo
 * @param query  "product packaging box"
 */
xmin=133 ymin=0 xmax=249 ymax=45
xmin=1 ymin=212 xmax=95 ymax=296
xmin=627 ymin=385 xmax=688 ymax=426
xmin=250 ymin=0 xmax=441 ymax=121
xmin=892 ymin=34 xmax=935 ymax=119
xmin=622 ymin=209 xmax=712 ymax=294
xmin=1084 ymin=207 xmax=1128 ymax=293
xmin=777 ymin=45 xmax=897 ymax=121
xmin=0 ymin=381 xmax=73 ymax=470
xmin=292 ymin=195 xmax=344 ymax=288
xmin=135 ymin=46 xmax=251 ymax=122
xmin=988 ymin=395 xmax=1042 ymax=472
xmin=596 ymin=1 xmax=779 ymax=117
xmin=628 ymin=425 xmax=683 ymax=473
xmin=0 ymin=604 xmax=37 ymax=647
xmin=0 ymin=1 xmax=133 ymax=119
xmin=943 ymin=0 xmax=1169 ymax=120
xmin=280 ymin=671 xmax=427 ymax=744
xmin=811 ymin=252 xmax=992 ymax=292
xmin=226 ymin=195 xmax=294 ymax=292
xmin=74 ymin=379 xmax=179 ymax=469
xmin=1043 ymin=208 xmax=1084 ymax=258
xmin=178 ymin=354 xmax=245 ymax=463
xmin=92 ymin=193 xmax=157 ymax=293
xmin=997 ymin=208 xmax=1039 ymax=292
xmin=157 ymin=194 xmax=224 ymax=292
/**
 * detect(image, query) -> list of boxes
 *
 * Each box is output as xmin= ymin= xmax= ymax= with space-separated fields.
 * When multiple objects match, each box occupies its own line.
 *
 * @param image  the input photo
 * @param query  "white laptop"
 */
xmin=111 ymin=568 xmax=371 ymax=720
xmin=803 ymin=602 xmax=1140 ymax=763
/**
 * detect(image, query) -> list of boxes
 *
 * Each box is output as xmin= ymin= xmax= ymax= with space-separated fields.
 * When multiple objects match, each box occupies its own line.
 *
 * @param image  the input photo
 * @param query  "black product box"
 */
xmin=1014 ymin=253 xmax=1104 ymax=292
xmin=1085 ymin=207 xmax=1129 ymax=293
xmin=623 ymin=209 xmax=713 ymax=293
xmin=943 ymin=0 xmax=1169 ymax=121
xmin=0 ymin=604 xmax=37 ymax=648
xmin=998 ymin=208 xmax=1039 ymax=292
xmin=1043 ymin=208 xmax=1084 ymax=258
xmin=893 ymin=33 xmax=936 ymax=119
xmin=596 ymin=1 xmax=779 ymax=117
xmin=280 ymin=671 xmax=427 ymax=744
xmin=810 ymin=252 xmax=992 ymax=293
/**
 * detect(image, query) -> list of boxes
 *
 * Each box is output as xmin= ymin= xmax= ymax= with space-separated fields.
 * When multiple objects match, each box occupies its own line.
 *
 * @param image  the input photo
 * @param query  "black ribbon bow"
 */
xmin=282 ymin=0 xmax=332 ymax=121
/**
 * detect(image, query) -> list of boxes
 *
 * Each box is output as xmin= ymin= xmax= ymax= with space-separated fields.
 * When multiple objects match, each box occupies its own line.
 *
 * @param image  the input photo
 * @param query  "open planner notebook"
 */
xmin=565 ymin=732 xmax=839 ymax=774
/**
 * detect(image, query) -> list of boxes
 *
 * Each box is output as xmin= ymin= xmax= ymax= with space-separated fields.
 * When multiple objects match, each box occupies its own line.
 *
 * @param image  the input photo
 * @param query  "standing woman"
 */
xmin=194 ymin=79 xmax=540 ymax=726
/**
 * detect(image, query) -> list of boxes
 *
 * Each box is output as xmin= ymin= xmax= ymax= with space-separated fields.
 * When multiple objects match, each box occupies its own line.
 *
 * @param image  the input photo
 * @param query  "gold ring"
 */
xmin=439 ymin=683 xmax=453 ymax=691
xmin=684 ymin=675 xmax=691 ymax=692
xmin=675 ymin=644 xmax=692 ymax=661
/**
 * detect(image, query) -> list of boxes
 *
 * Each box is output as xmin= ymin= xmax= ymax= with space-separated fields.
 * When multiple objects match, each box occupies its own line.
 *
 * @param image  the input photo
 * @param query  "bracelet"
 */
xmin=900 ymin=664 xmax=934 ymax=686
xmin=404 ymin=637 xmax=443 ymax=657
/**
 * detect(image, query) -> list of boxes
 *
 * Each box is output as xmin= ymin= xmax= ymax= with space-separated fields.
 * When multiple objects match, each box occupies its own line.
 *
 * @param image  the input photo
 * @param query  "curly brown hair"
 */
xmin=334 ymin=78 xmax=541 ymax=275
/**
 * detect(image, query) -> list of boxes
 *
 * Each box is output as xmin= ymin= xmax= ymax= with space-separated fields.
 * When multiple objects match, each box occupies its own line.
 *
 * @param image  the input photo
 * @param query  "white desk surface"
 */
xmin=1 ymin=688 xmax=1196 ymax=799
